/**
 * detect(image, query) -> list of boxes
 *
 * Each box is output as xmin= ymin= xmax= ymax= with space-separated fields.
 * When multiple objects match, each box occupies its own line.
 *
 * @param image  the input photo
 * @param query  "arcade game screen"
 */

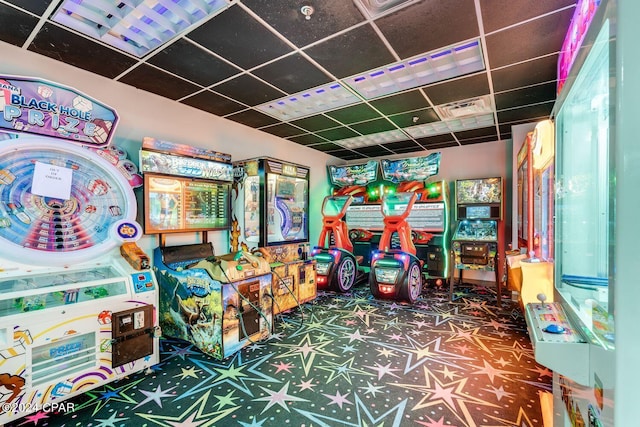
xmin=266 ymin=173 xmax=308 ymax=244
xmin=456 ymin=177 xmax=502 ymax=205
xmin=144 ymin=174 xmax=229 ymax=234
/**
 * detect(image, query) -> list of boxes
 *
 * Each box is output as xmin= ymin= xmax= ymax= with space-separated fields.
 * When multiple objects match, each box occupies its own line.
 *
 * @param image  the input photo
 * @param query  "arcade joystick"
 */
xmin=536 ymin=293 xmax=547 ymax=306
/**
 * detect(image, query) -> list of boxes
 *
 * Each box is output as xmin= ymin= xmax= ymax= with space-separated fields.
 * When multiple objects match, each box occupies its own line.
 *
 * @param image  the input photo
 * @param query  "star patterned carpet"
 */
xmin=7 ymin=283 xmax=552 ymax=427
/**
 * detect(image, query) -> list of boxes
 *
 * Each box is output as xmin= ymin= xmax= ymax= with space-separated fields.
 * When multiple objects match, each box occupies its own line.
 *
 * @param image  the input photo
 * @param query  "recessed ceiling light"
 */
xmin=344 ymin=40 xmax=485 ymax=100
xmin=405 ymin=113 xmax=495 ymax=138
xmin=255 ymin=82 xmax=361 ymax=120
xmin=51 ymin=0 xmax=229 ymax=58
xmin=333 ymin=129 xmax=408 ymax=149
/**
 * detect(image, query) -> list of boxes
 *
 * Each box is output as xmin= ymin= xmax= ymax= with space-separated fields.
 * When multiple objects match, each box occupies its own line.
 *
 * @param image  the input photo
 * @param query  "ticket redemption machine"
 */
xmin=0 ymin=76 xmax=159 ymax=424
xmin=524 ymin=1 xmax=638 ymax=425
xmin=231 ymin=158 xmax=316 ymax=315
xmin=451 ymin=177 xmax=503 ymax=303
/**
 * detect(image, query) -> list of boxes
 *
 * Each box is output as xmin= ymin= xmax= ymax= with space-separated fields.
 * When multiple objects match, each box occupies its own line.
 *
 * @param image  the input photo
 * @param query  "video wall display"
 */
xmin=144 ymin=174 xmax=229 ymax=234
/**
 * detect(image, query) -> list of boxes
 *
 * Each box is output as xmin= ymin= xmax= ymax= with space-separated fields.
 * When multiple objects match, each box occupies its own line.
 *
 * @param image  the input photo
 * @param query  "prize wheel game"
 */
xmin=0 ymin=136 xmax=137 ymax=266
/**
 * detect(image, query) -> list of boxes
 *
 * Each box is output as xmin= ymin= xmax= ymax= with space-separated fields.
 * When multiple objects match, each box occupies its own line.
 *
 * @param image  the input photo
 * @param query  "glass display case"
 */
xmin=554 ymin=15 xmax=613 ymax=349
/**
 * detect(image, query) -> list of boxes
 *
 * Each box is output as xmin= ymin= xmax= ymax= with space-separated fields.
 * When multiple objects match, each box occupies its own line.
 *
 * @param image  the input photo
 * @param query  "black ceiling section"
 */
xmin=147 ymin=39 xmax=240 ymax=87
xmin=324 ymin=104 xmax=383 ymax=124
xmin=5 ymin=0 xmax=52 ymax=15
xmin=303 ymin=23 xmax=396 ymax=79
xmin=211 ymin=73 xmax=284 ymax=106
xmin=241 ymin=0 xmax=366 ymax=47
xmin=0 ymin=0 xmax=579 ymax=161
xmin=185 ymin=5 xmax=293 ymax=69
xmin=495 ymin=81 xmax=558 ymax=111
xmin=375 ymin=0 xmax=480 ymax=59
xmin=180 ymin=91 xmax=246 ymax=117
xmin=119 ymin=64 xmax=202 ymax=101
xmin=484 ymin=8 xmax=575 ymax=69
xmin=28 ymin=24 xmax=138 ymax=79
xmin=251 ymin=53 xmax=333 ymax=93
xmin=491 ymin=54 xmax=559 ymax=93
xmin=0 ymin=3 xmax=39 ymax=46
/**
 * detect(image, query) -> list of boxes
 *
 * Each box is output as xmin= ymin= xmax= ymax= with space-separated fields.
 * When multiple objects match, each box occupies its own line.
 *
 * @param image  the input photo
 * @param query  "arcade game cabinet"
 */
xmin=451 ymin=177 xmax=503 ymax=303
xmin=231 ymin=158 xmax=316 ymax=315
xmin=369 ymin=192 xmax=422 ymax=303
xmin=380 ymin=153 xmax=450 ymax=286
xmin=141 ymin=139 xmax=272 ymax=358
xmin=313 ymin=195 xmax=367 ymax=292
xmin=0 ymin=76 xmax=159 ymax=425
xmin=524 ymin=1 xmax=625 ymax=425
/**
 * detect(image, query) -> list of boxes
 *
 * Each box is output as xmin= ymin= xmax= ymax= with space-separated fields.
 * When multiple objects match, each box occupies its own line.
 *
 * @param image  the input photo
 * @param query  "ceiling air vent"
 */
xmin=353 ymin=0 xmax=417 ymax=18
xmin=434 ymin=95 xmax=493 ymax=120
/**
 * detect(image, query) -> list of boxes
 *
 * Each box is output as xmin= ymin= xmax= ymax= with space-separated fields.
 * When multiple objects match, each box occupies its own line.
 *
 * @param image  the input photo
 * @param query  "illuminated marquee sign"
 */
xmin=0 ymin=75 xmax=118 ymax=146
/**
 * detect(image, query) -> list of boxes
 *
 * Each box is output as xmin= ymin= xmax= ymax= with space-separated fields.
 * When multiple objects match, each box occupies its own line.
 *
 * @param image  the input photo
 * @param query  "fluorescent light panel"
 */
xmin=406 ymin=113 xmax=495 ymax=138
xmin=344 ymin=40 xmax=485 ymax=100
xmin=51 ymin=0 xmax=229 ymax=58
xmin=333 ymin=129 xmax=408 ymax=149
xmin=255 ymin=82 xmax=361 ymax=120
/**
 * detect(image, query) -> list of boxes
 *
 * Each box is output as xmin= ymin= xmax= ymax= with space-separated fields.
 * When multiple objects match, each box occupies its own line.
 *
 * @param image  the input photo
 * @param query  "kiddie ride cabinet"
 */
xmin=369 ymin=192 xmax=423 ymax=303
xmin=154 ymin=244 xmax=272 ymax=359
xmin=312 ymin=195 xmax=367 ymax=293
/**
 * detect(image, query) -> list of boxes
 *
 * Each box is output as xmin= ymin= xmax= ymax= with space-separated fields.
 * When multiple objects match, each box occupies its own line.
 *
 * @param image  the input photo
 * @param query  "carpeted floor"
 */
xmin=7 ymin=283 xmax=551 ymax=427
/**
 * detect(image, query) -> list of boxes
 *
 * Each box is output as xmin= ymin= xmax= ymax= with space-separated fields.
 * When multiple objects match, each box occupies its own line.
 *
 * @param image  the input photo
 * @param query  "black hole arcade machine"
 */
xmin=0 ymin=75 xmax=160 ymax=425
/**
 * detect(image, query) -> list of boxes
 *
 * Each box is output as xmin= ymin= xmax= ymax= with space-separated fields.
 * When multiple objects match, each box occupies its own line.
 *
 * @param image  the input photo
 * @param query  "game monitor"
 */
xmin=143 ymin=174 xmax=230 ymax=234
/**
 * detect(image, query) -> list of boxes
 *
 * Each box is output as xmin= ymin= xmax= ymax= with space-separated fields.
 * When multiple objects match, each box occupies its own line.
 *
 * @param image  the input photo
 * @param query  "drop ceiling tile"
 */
xmin=497 ymin=101 xmax=554 ymax=123
xmin=453 ymin=126 xmax=498 ymax=141
xmin=485 ymin=8 xmax=574 ymax=69
xmin=480 ymin=0 xmax=576 ymax=34
xmin=420 ymin=140 xmax=460 ymax=150
xmin=349 ymin=118 xmax=397 ymax=135
xmin=388 ymin=108 xmax=440 ymax=128
xmin=251 ymin=53 xmax=332 ymax=93
xmin=186 ymin=4 xmax=293 ymax=69
xmin=28 ymin=23 xmax=137 ymax=79
xmin=260 ymin=122 xmax=307 ymax=138
xmin=415 ymin=133 xmax=456 ymax=146
xmin=353 ymin=146 xmax=393 ymax=156
xmin=328 ymin=150 xmax=367 ymax=160
xmin=180 ymin=91 xmax=246 ymax=116
xmin=309 ymin=142 xmax=343 ymax=152
xmin=390 ymin=145 xmax=427 ymax=154
xmin=148 ymin=39 xmax=240 ymax=87
xmin=242 ymin=0 xmax=366 ymax=47
xmin=459 ymin=135 xmax=501 ymax=145
xmin=226 ymin=109 xmax=279 ymax=128
xmin=376 ymin=0 xmax=479 ymax=59
xmin=316 ymin=126 xmax=360 ymax=141
xmin=422 ymin=73 xmax=490 ymax=105
xmin=0 ymin=3 xmax=39 ymax=47
xmin=290 ymin=115 xmax=341 ymax=132
xmin=5 ymin=0 xmax=52 ymax=15
xmin=369 ymin=90 xmax=431 ymax=116
xmin=495 ymin=81 xmax=557 ymax=110
xmin=325 ymin=103 xmax=383 ymax=124
xmin=212 ymin=74 xmax=285 ymax=106
xmin=287 ymin=133 xmax=328 ymax=145
xmin=118 ymin=64 xmax=201 ymax=100
xmin=491 ymin=54 xmax=559 ymax=92
xmin=382 ymin=140 xmax=423 ymax=151
xmin=304 ymin=24 xmax=396 ymax=78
